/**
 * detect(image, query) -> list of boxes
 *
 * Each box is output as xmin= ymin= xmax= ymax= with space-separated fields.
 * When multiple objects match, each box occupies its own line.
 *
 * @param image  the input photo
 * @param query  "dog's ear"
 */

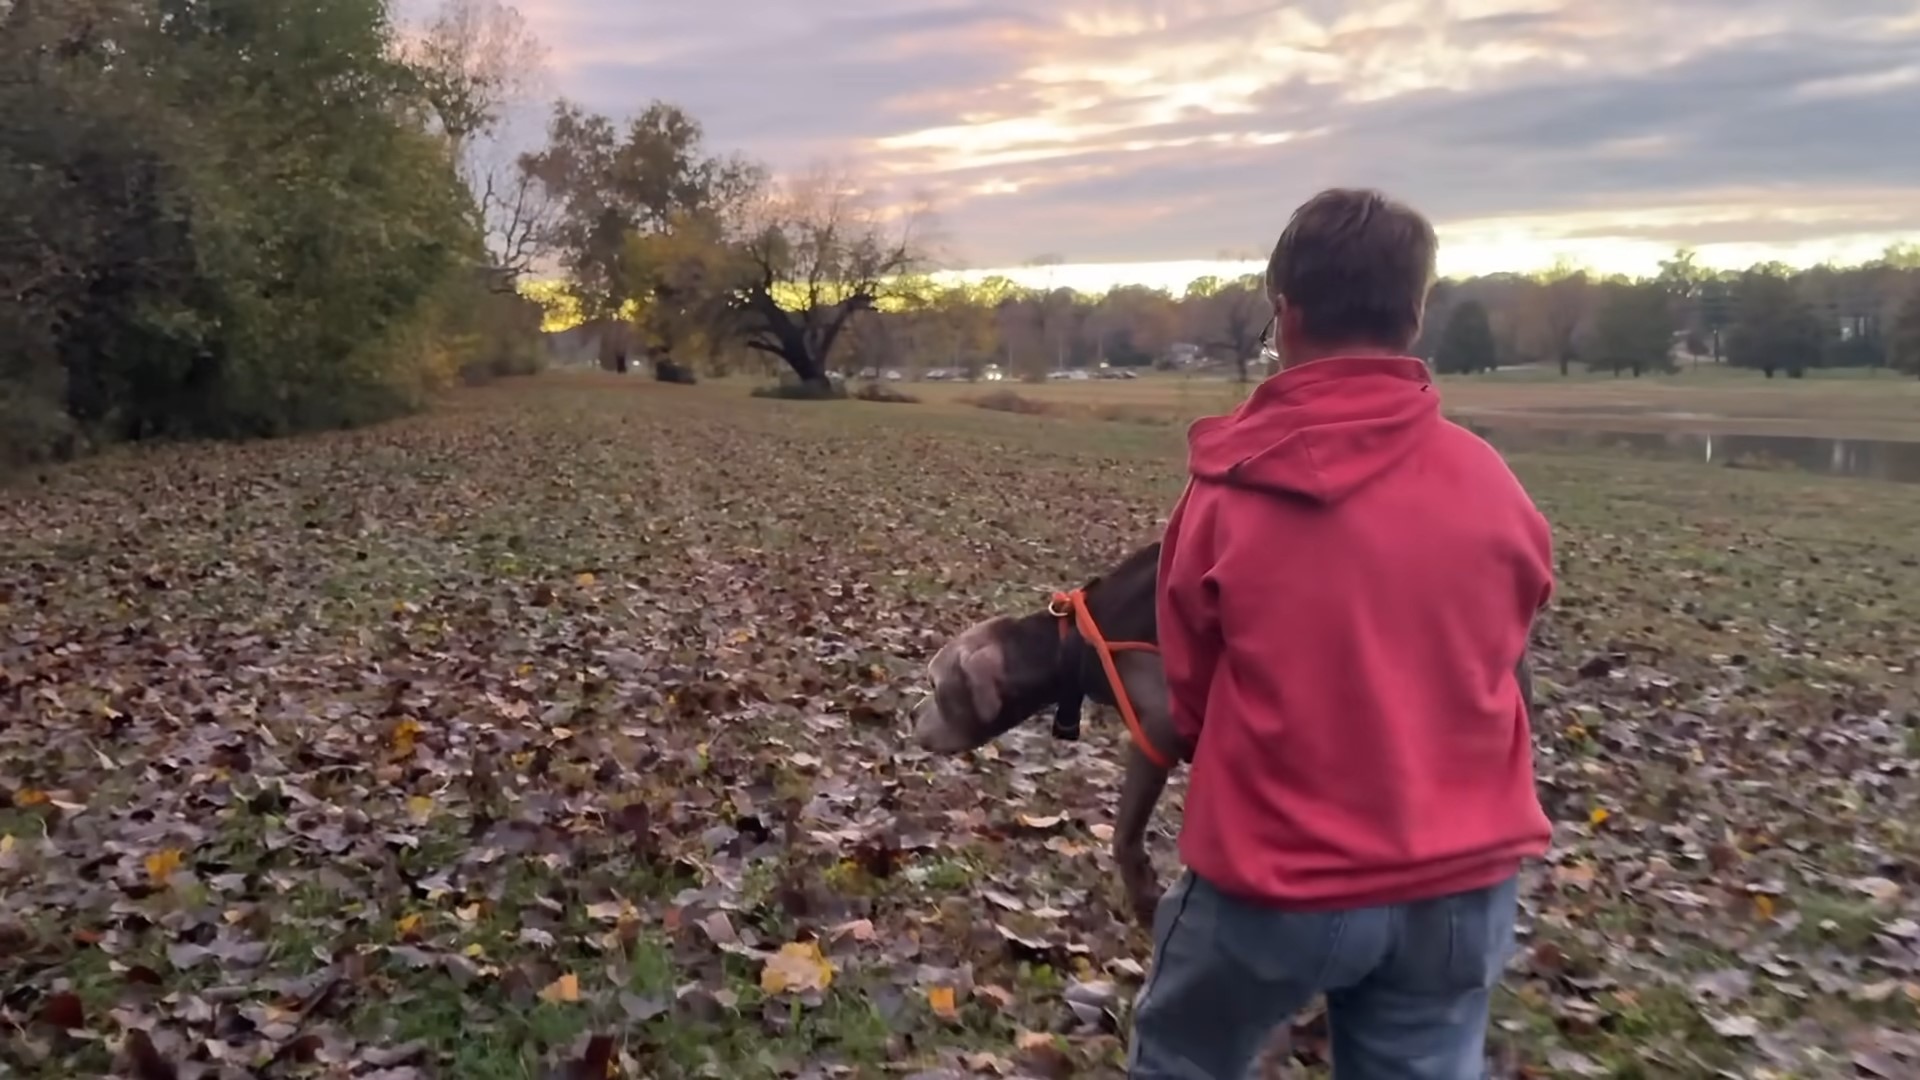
xmin=936 ymin=632 xmax=1006 ymax=730
xmin=959 ymin=636 xmax=1006 ymax=723
xmin=913 ymin=620 xmax=1012 ymax=753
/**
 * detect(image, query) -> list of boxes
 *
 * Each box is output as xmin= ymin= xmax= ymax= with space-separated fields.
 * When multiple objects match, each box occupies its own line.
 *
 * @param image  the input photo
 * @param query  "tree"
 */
xmin=919 ymin=284 xmax=997 ymax=377
xmin=734 ymin=169 xmax=935 ymax=386
xmin=401 ymin=0 xmax=553 ymax=288
xmin=623 ymin=210 xmax=747 ymax=370
xmin=1587 ymin=282 xmax=1676 ymax=377
xmin=1536 ymin=263 xmax=1593 ymax=376
xmin=1697 ymin=275 xmax=1734 ymax=361
xmin=1095 ymin=285 xmax=1180 ymax=369
xmin=1 ymin=0 xmax=495 ymax=465
xmin=404 ymin=0 xmax=545 ymax=149
xmin=520 ymin=100 xmax=761 ymax=324
xmin=1892 ymin=287 xmax=1920 ymax=378
xmin=1184 ymin=274 xmax=1266 ymax=380
xmin=1031 ymin=287 xmax=1082 ymax=377
xmin=1726 ymin=269 xmax=1827 ymax=379
xmin=1434 ymin=300 xmax=1498 ymax=374
xmin=1655 ymin=246 xmax=1704 ymax=335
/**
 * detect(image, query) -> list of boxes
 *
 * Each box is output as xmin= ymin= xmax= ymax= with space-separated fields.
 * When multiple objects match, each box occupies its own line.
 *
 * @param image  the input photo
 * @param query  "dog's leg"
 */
xmin=1111 ymin=651 xmax=1179 ymax=927
xmin=1115 ymin=741 xmax=1172 ymax=926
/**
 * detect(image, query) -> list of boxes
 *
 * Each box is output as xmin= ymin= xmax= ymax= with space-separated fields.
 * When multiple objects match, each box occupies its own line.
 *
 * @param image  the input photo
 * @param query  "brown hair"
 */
xmin=1265 ymin=188 xmax=1437 ymax=351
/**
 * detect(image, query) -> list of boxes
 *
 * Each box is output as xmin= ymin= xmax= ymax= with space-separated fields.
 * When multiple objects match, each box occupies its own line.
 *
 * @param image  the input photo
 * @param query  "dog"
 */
xmin=912 ymin=542 xmax=1181 ymax=926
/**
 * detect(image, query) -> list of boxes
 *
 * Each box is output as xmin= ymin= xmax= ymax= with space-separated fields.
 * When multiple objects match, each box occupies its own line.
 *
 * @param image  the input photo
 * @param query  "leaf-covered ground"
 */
xmin=3 ymin=375 xmax=1918 ymax=1079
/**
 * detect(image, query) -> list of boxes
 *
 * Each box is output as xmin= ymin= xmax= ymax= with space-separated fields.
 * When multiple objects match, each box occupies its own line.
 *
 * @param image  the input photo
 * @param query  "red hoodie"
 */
xmin=1158 ymin=355 xmax=1554 ymax=910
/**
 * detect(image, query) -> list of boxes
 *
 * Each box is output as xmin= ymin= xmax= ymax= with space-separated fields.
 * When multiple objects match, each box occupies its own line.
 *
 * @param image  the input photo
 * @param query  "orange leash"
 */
xmin=1050 ymin=588 xmax=1173 ymax=769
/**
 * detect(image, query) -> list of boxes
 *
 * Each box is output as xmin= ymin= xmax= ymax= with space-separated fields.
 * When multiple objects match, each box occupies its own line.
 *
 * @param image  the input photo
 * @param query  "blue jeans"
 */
xmin=1127 ymin=871 xmax=1520 ymax=1080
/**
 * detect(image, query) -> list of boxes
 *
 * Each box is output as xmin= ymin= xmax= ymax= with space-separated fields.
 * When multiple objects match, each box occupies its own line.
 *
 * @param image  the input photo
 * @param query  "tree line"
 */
xmin=1422 ymin=247 xmax=1920 ymax=380
xmin=2 ymin=0 xmax=548 ymax=467
xmin=575 ymin=241 xmax=1920 ymax=386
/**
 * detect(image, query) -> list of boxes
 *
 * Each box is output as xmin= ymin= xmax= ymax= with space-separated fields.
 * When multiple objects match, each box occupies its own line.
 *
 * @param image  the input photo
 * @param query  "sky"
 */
xmin=499 ymin=0 xmax=1920 ymax=291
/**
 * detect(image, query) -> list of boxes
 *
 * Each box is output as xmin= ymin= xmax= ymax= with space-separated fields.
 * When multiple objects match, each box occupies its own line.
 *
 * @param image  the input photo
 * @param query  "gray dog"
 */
xmin=912 ymin=543 xmax=1179 ymax=925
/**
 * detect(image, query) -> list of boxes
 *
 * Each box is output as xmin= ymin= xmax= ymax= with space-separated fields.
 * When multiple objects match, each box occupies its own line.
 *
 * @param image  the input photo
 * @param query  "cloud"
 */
xmin=505 ymin=0 xmax=1920 ymax=273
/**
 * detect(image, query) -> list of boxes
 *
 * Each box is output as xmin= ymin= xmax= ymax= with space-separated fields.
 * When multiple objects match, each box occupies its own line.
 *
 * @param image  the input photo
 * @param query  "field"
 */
xmin=881 ymin=365 xmax=1920 ymax=441
xmin=4 ymin=374 xmax=1920 ymax=1078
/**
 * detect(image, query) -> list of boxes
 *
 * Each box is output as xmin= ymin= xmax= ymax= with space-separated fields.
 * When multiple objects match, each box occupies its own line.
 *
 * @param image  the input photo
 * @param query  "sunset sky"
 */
xmin=501 ymin=0 xmax=1920 ymax=291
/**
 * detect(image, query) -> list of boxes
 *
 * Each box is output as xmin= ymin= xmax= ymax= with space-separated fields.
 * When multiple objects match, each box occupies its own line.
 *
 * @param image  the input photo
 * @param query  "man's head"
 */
xmin=1263 ymin=188 xmax=1438 ymax=367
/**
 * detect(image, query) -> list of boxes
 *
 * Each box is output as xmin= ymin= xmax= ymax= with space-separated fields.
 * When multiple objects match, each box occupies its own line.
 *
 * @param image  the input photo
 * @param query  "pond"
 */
xmin=1465 ymin=424 xmax=1920 ymax=485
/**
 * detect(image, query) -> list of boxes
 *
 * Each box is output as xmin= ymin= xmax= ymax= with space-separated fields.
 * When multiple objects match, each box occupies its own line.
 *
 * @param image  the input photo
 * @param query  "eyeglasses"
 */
xmin=1258 ymin=316 xmax=1279 ymax=370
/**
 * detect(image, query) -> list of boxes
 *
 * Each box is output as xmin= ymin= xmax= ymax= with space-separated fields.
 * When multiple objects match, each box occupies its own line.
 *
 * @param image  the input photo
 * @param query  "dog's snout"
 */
xmin=910 ymin=692 xmax=972 ymax=754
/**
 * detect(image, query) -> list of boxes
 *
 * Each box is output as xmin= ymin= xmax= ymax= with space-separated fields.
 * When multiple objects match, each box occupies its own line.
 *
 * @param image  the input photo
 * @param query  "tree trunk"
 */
xmin=778 ymin=347 xmax=828 ymax=386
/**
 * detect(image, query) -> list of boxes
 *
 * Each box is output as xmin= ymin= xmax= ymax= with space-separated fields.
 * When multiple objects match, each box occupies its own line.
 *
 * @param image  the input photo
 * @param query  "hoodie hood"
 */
xmin=1186 ymin=355 xmax=1440 ymax=504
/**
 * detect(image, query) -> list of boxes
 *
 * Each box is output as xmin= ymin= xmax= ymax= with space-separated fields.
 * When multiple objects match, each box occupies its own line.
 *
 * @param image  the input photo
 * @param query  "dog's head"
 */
xmin=911 ymin=614 xmax=1063 ymax=754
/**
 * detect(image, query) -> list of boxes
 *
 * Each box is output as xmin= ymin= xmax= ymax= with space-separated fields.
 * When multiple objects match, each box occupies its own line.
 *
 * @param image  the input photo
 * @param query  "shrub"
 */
xmin=0 ymin=387 xmax=82 ymax=475
xmin=853 ymin=383 xmax=918 ymax=404
xmin=751 ymin=379 xmax=847 ymax=401
xmin=966 ymin=390 xmax=1056 ymax=415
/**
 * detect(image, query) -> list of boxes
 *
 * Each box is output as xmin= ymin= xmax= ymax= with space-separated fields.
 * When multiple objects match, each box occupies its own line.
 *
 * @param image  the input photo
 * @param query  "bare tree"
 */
xmin=401 ymin=0 xmax=554 ymax=288
xmin=404 ymin=0 xmax=547 ymax=154
xmin=735 ymin=168 xmax=937 ymax=386
xmin=1184 ymin=274 xmax=1266 ymax=380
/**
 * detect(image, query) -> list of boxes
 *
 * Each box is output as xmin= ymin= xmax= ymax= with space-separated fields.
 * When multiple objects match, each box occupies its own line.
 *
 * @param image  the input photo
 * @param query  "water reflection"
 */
xmin=1464 ymin=425 xmax=1920 ymax=485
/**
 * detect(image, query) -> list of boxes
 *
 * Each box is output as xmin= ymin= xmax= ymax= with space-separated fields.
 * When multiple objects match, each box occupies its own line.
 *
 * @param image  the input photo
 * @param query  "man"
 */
xmin=1129 ymin=188 xmax=1555 ymax=1079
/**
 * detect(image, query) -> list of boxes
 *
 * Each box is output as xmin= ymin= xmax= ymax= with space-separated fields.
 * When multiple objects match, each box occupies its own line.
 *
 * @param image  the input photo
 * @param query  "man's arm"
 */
xmin=1156 ymin=484 xmax=1220 ymax=760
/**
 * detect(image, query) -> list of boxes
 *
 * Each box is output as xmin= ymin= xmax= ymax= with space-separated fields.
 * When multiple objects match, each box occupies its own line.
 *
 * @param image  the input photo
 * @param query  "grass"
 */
xmin=785 ymin=363 xmax=1920 ymax=440
xmin=2 ymin=373 xmax=1919 ymax=1077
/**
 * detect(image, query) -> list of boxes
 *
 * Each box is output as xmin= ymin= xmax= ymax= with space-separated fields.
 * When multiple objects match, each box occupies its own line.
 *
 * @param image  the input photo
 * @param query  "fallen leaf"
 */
xmin=760 ymin=940 xmax=834 ymax=995
xmin=927 ymin=985 xmax=959 ymax=1020
xmin=1548 ymin=1049 xmax=1606 ymax=1076
xmin=13 ymin=788 xmax=49 ymax=807
xmin=830 ymin=918 xmax=875 ymax=943
xmin=1706 ymin=1013 xmax=1760 ymax=1039
xmin=1015 ymin=1030 xmax=1055 ymax=1051
xmin=38 ymin=991 xmax=84 ymax=1030
xmin=122 ymin=1029 xmax=178 ymax=1080
xmin=540 ymin=973 xmax=582 ymax=1004
xmin=962 ymin=1050 xmax=1013 ymax=1075
xmin=1588 ymin=807 xmax=1611 ymax=827
xmin=144 ymin=847 xmax=184 ymax=885
xmin=585 ymin=900 xmax=631 ymax=924
xmin=1553 ymin=862 xmax=1597 ymax=890
xmin=390 ymin=717 xmax=423 ymax=758
xmin=1852 ymin=877 xmax=1902 ymax=903
xmin=974 ymin=984 xmax=1014 ymax=1009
